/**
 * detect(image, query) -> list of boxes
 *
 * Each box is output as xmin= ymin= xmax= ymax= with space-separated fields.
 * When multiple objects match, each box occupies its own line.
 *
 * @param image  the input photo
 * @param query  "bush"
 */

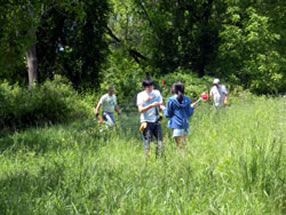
xmin=156 ymin=69 xmax=214 ymax=100
xmin=98 ymin=55 xmax=145 ymax=105
xmin=0 ymin=80 xmax=91 ymax=130
xmin=98 ymin=65 xmax=215 ymax=106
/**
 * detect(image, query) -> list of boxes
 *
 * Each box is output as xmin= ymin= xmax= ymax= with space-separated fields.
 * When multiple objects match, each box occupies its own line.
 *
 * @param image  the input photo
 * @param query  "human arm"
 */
xmin=113 ymin=95 xmax=120 ymax=116
xmin=209 ymin=87 xmax=214 ymax=99
xmin=191 ymin=102 xmax=197 ymax=108
xmin=137 ymin=90 xmax=163 ymax=113
xmin=160 ymin=104 xmax=166 ymax=111
xmin=115 ymin=105 xmax=120 ymax=116
xmin=94 ymin=96 xmax=104 ymax=118
xmin=94 ymin=103 xmax=101 ymax=118
xmin=138 ymin=102 xmax=161 ymax=113
xmin=188 ymin=104 xmax=194 ymax=117
xmin=191 ymin=98 xmax=201 ymax=108
xmin=224 ymin=94 xmax=228 ymax=105
xmin=162 ymin=99 xmax=174 ymax=118
xmin=222 ymin=86 xmax=228 ymax=105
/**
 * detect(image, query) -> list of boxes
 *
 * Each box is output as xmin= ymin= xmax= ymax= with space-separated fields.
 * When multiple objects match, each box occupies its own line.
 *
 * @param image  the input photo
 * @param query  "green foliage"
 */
xmin=0 ymin=79 xmax=91 ymax=131
xmin=0 ymin=0 xmax=54 ymax=85
xmin=98 ymin=51 xmax=145 ymax=105
xmin=1 ymin=0 xmax=286 ymax=95
xmin=158 ymin=69 xmax=213 ymax=100
xmin=109 ymin=0 xmax=220 ymax=76
xmin=98 ymin=59 xmax=215 ymax=106
xmin=0 ymin=0 xmax=110 ymax=88
xmin=217 ymin=3 xmax=286 ymax=94
xmin=52 ymin=0 xmax=110 ymax=89
xmin=108 ymin=0 xmax=286 ymax=94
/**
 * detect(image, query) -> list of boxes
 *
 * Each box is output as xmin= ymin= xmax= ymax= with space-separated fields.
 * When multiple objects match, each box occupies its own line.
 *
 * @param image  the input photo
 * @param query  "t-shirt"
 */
xmin=98 ymin=94 xmax=117 ymax=113
xmin=137 ymin=89 xmax=163 ymax=123
xmin=210 ymin=85 xmax=227 ymax=107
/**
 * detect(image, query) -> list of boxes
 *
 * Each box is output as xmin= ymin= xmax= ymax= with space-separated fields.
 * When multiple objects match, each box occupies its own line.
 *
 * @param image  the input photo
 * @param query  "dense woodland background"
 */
xmin=1 ymin=2 xmax=286 ymax=214
xmin=0 ymin=0 xmax=285 ymax=94
xmin=1 ymin=0 xmax=286 ymax=130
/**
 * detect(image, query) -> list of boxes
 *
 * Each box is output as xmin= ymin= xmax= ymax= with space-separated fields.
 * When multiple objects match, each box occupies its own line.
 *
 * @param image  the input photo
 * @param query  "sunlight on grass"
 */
xmin=0 ymin=96 xmax=285 ymax=214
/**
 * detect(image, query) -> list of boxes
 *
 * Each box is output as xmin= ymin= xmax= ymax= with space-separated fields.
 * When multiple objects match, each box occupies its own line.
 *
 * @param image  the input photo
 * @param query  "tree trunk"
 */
xmin=26 ymin=0 xmax=38 ymax=88
xmin=26 ymin=44 xmax=38 ymax=87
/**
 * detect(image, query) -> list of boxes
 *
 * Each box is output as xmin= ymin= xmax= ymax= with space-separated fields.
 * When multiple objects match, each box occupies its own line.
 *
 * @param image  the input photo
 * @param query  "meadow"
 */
xmin=0 ymin=95 xmax=285 ymax=215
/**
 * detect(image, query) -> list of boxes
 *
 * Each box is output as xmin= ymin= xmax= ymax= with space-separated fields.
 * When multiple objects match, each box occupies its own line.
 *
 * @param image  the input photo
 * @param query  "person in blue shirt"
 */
xmin=161 ymin=82 xmax=195 ymax=155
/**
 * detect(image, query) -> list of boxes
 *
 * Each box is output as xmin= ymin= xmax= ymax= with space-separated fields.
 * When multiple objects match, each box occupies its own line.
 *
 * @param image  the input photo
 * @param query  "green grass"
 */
xmin=0 ymin=96 xmax=286 ymax=214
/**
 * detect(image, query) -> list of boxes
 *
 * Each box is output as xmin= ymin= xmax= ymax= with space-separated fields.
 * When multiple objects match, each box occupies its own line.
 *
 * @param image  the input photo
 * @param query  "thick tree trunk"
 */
xmin=26 ymin=44 xmax=38 ymax=87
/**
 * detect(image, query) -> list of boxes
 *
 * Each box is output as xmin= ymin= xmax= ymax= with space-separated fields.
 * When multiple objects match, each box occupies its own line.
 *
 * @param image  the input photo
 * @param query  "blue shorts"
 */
xmin=172 ymin=128 xmax=190 ymax=137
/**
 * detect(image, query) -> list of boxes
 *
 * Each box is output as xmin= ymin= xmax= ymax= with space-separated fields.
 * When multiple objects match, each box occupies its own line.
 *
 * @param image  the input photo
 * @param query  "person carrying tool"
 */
xmin=161 ymin=82 xmax=195 ymax=155
xmin=137 ymin=78 xmax=164 ymax=157
xmin=94 ymin=85 xmax=120 ymax=127
xmin=210 ymin=78 xmax=228 ymax=108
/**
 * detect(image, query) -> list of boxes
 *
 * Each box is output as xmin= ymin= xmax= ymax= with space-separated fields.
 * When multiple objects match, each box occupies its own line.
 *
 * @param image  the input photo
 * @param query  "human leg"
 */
xmin=141 ymin=123 xmax=152 ymax=156
xmin=173 ymin=128 xmax=189 ymax=155
xmin=174 ymin=136 xmax=185 ymax=155
xmin=153 ymin=123 xmax=164 ymax=157
xmin=102 ymin=112 xmax=115 ymax=127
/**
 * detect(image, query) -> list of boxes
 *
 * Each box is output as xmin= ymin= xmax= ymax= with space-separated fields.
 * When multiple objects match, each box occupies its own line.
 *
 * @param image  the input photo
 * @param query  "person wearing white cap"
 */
xmin=210 ymin=78 xmax=228 ymax=108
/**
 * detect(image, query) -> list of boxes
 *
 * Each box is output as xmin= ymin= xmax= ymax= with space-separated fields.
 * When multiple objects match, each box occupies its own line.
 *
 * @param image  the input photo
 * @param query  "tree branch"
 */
xmin=106 ymin=26 xmax=148 ymax=63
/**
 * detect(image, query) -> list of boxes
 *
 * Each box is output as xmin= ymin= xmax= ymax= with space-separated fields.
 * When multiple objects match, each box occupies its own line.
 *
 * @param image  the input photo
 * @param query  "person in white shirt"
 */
xmin=94 ymin=85 xmax=120 ymax=126
xmin=137 ymin=78 xmax=164 ymax=157
xmin=210 ymin=78 xmax=228 ymax=108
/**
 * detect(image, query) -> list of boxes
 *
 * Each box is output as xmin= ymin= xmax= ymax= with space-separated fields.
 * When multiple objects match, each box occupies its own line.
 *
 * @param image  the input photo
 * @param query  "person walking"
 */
xmin=210 ymin=78 xmax=228 ymax=108
xmin=161 ymin=82 xmax=195 ymax=155
xmin=137 ymin=78 xmax=164 ymax=157
xmin=94 ymin=85 xmax=120 ymax=127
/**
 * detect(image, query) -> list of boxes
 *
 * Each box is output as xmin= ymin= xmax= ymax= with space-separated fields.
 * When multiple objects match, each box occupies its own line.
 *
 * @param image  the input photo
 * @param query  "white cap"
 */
xmin=213 ymin=78 xmax=220 ymax=84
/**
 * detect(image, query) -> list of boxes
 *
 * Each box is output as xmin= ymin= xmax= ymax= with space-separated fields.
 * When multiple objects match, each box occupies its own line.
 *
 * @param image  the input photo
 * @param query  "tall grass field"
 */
xmin=1 ymin=96 xmax=285 ymax=214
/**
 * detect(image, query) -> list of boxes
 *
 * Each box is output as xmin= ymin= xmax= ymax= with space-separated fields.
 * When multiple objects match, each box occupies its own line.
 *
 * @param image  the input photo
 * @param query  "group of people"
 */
xmin=94 ymin=78 xmax=228 ymax=157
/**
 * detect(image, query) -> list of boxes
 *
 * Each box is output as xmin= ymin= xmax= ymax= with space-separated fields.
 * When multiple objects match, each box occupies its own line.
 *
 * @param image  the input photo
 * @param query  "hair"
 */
xmin=172 ymin=82 xmax=184 ymax=103
xmin=142 ymin=78 xmax=153 ymax=88
xmin=108 ymin=85 xmax=115 ymax=90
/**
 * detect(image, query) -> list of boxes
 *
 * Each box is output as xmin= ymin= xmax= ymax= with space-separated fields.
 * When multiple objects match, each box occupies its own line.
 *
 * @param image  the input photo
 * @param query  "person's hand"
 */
xmin=139 ymin=122 xmax=147 ymax=131
xmin=95 ymin=112 xmax=99 ymax=119
xmin=160 ymin=105 xmax=166 ymax=111
xmin=98 ymin=117 xmax=103 ymax=125
xmin=152 ymin=102 xmax=161 ymax=107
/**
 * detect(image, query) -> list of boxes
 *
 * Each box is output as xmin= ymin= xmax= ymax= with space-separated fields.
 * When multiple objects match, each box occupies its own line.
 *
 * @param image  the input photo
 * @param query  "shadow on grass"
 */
xmin=0 ymin=163 xmax=71 ymax=214
xmin=0 ymin=113 xmax=163 ymax=155
xmin=0 ymin=119 xmax=110 ymax=154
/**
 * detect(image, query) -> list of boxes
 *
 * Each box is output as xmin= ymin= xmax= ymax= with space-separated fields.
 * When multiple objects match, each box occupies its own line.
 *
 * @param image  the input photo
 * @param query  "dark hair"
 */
xmin=142 ymin=78 xmax=153 ymax=88
xmin=172 ymin=82 xmax=184 ymax=103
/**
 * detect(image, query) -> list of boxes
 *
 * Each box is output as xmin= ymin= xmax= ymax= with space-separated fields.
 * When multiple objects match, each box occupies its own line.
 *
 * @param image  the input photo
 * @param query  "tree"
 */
xmin=107 ymin=0 xmax=286 ymax=94
xmin=0 ymin=0 xmax=110 ymax=89
xmin=0 ymin=0 xmax=54 ymax=87
xmin=216 ymin=1 xmax=286 ymax=93
xmin=108 ymin=0 xmax=221 ymax=76
xmin=36 ymin=0 xmax=110 ymax=88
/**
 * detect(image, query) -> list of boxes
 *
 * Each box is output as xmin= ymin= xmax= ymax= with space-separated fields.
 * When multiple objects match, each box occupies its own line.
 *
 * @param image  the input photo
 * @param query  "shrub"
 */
xmin=0 ymin=80 xmax=91 ymax=130
xmin=156 ymin=69 xmax=214 ymax=100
